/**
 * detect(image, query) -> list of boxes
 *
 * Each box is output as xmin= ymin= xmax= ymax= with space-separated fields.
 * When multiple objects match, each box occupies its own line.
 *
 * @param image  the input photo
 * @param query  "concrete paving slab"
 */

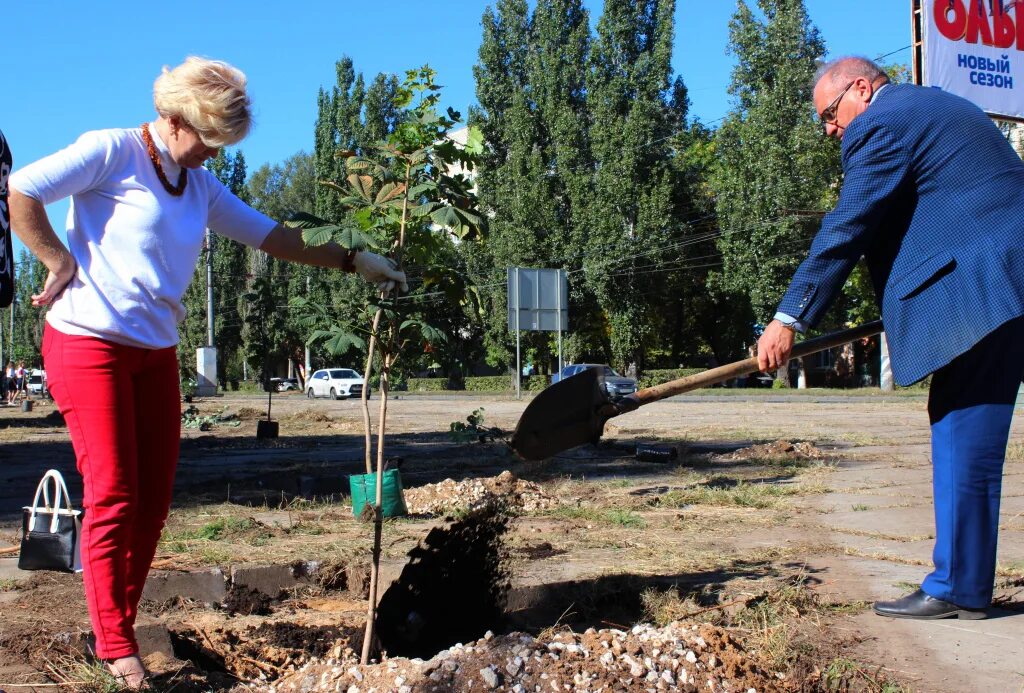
xmin=799 ymin=555 xmax=925 ymax=602
xmin=824 ymin=506 xmax=937 ymax=541
xmin=818 ymin=531 xmax=935 ymax=567
xmin=995 ymin=530 xmax=1024 ymax=565
xmin=815 ymin=493 xmax=927 ymax=513
xmin=827 ymin=465 xmax=934 ymax=492
xmin=0 ymin=556 xmax=32 ymax=583
xmin=231 ymin=563 xmax=304 ymax=597
xmin=999 ymin=494 xmax=1024 ymax=516
xmin=142 ymin=567 xmax=227 ymax=605
xmin=842 ymin=610 xmax=1024 ymax=693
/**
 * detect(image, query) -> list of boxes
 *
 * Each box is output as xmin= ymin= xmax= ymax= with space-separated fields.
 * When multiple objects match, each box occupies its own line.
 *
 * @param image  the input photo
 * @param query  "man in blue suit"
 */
xmin=758 ymin=56 xmax=1024 ymax=620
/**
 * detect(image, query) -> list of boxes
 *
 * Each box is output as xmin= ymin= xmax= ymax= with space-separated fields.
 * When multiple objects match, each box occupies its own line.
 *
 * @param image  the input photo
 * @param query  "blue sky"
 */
xmin=5 ymin=1 xmax=910 ymax=255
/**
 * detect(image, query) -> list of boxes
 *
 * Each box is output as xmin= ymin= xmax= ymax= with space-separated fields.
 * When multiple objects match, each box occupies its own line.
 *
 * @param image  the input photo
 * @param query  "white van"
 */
xmin=27 ymin=369 xmax=46 ymax=395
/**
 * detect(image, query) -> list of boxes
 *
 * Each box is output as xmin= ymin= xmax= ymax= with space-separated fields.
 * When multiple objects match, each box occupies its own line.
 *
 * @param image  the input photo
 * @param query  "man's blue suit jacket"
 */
xmin=777 ymin=83 xmax=1024 ymax=386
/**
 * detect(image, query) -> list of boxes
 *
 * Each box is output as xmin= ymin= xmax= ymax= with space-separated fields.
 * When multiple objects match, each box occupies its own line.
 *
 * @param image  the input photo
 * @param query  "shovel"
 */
xmin=510 ymin=320 xmax=883 ymax=460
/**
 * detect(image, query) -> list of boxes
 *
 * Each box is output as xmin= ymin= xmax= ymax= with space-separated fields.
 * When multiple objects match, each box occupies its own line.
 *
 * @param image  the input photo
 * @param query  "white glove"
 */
xmin=353 ymin=251 xmax=409 ymax=295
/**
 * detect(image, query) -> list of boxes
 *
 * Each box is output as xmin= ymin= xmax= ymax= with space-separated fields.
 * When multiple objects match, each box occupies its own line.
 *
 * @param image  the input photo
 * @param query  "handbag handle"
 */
xmin=27 ymin=469 xmax=75 ymax=534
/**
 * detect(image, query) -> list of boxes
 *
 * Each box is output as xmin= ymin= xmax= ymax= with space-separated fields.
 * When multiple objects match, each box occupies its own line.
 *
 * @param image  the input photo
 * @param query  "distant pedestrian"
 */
xmin=4 ymin=361 xmax=15 ymax=405
xmin=15 ymin=360 xmax=26 ymax=395
xmin=9 ymin=56 xmax=407 ymax=689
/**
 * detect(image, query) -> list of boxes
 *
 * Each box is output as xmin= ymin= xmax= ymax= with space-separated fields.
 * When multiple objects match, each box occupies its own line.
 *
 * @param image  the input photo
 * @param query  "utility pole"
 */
xmin=195 ymin=229 xmax=218 ymax=396
xmin=304 ymin=274 xmax=311 ymax=387
xmin=206 ymin=228 xmax=215 ymax=346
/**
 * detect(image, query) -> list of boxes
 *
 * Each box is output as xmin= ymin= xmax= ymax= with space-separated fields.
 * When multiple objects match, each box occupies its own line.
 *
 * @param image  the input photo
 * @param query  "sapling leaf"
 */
xmin=302 ymin=225 xmax=341 ymax=247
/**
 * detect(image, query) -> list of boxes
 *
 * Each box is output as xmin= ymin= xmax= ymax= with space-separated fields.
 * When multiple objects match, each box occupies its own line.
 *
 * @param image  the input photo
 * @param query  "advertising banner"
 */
xmin=924 ymin=0 xmax=1024 ymax=120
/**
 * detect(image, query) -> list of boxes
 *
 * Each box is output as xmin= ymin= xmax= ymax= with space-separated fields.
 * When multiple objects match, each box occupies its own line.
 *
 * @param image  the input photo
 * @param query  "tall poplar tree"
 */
xmin=710 ymin=0 xmax=837 ymax=322
xmin=527 ymin=0 xmax=603 ymax=366
xmin=584 ymin=0 xmax=689 ymax=370
xmin=314 ymin=57 xmax=367 ymax=223
xmin=471 ymin=0 xmax=547 ymax=367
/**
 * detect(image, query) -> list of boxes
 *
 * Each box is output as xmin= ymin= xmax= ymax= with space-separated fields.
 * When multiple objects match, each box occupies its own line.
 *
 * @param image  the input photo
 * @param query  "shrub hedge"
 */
xmin=637 ymin=368 xmax=704 ymax=389
xmin=406 ymin=377 xmax=448 ymax=391
xmin=404 ymin=375 xmax=551 ymax=392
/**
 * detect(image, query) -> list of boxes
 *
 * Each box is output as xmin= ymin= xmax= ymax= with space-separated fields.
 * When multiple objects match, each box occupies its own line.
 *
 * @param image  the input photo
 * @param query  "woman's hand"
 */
xmin=353 ymin=252 xmax=408 ymax=295
xmin=32 ymin=257 xmax=77 ymax=306
xmin=9 ymin=189 xmax=77 ymax=306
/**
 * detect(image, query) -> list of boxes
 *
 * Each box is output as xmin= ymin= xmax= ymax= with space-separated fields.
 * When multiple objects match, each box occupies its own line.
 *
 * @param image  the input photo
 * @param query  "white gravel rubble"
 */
xmin=263 ymin=621 xmax=777 ymax=693
xmin=403 ymin=471 xmax=558 ymax=515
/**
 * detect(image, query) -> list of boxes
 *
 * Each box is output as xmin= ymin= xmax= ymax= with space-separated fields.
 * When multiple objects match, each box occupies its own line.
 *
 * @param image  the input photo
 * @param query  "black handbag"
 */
xmin=19 ymin=469 xmax=83 ymax=573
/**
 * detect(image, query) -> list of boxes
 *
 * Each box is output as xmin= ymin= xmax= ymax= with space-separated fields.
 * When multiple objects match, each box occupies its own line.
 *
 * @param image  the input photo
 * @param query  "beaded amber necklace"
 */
xmin=140 ymin=123 xmax=187 ymax=196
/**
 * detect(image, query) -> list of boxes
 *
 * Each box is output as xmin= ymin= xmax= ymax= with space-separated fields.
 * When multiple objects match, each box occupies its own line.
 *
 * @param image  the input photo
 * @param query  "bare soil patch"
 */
xmin=1 ymin=391 xmax=984 ymax=692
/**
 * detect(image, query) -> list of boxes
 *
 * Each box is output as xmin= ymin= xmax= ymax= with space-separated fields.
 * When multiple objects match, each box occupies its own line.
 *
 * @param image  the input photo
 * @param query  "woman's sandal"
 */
xmin=105 ymin=654 xmax=147 ymax=690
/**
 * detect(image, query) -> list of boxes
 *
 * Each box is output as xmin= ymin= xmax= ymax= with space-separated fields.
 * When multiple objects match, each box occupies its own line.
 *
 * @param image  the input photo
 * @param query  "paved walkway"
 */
xmin=802 ymin=443 xmax=1024 ymax=693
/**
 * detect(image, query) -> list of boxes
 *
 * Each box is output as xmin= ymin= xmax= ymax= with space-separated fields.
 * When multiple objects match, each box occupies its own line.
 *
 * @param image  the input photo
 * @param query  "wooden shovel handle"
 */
xmin=632 ymin=320 xmax=883 ymax=407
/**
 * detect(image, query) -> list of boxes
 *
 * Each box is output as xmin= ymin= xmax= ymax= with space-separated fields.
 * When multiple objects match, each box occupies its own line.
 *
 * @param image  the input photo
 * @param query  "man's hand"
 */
xmin=353 ymin=252 xmax=409 ymax=295
xmin=757 ymin=320 xmax=796 ymax=372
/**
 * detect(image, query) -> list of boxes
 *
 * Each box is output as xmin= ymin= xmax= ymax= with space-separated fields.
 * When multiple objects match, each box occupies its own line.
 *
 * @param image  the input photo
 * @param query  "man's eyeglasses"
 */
xmin=819 ymin=81 xmax=855 ymax=127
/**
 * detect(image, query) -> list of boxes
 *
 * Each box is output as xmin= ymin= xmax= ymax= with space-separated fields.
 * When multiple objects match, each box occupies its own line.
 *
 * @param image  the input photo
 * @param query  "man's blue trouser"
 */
xmin=921 ymin=316 xmax=1024 ymax=608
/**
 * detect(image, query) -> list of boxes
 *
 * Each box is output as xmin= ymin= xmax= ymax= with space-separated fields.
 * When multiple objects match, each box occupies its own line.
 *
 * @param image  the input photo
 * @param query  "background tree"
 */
xmin=176 ymin=149 xmax=251 ymax=385
xmin=471 ymin=0 xmax=550 ymax=371
xmin=583 ymin=0 xmax=690 ymax=371
xmin=5 ymin=251 xmax=47 ymax=366
xmin=309 ymin=59 xmax=405 ymax=379
xmin=247 ymin=151 xmax=326 ymax=383
xmin=709 ymin=0 xmax=837 ymax=327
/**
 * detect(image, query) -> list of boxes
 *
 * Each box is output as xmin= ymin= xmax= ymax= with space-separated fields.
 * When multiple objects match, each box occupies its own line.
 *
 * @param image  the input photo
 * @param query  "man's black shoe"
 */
xmin=873 ymin=589 xmax=986 ymax=620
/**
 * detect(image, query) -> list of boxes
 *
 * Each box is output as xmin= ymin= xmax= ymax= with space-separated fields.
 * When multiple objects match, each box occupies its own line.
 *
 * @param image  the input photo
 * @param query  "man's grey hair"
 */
xmin=814 ymin=56 xmax=888 ymax=90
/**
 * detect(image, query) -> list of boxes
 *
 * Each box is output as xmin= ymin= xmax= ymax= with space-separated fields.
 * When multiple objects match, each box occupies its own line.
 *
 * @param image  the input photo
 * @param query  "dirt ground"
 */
xmin=1 ymin=388 xmax=1023 ymax=692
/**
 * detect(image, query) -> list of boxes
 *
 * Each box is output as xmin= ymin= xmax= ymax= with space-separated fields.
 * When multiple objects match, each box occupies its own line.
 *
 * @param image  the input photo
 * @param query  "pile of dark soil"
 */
xmin=715 ymin=440 xmax=826 ymax=463
xmin=375 ymin=505 xmax=512 ymax=659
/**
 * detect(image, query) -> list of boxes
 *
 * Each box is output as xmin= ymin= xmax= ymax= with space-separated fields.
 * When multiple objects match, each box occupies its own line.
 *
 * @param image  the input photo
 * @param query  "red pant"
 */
xmin=43 ymin=324 xmax=181 ymax=659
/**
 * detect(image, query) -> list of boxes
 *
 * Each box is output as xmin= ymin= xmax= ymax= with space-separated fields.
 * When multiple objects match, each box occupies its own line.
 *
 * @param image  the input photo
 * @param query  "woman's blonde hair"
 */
xmin=153 ymin=56 xmax=252 ymax=148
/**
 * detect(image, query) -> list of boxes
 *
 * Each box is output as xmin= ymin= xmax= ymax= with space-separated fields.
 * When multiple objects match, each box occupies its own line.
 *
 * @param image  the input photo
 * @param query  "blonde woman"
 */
xmin=9 ymin=57 xmax=406 ymax=688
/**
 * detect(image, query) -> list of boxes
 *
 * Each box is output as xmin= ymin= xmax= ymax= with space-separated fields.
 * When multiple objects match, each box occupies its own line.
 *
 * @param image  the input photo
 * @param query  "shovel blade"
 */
xmin=510 ymin=370 xmax=611 ymax=461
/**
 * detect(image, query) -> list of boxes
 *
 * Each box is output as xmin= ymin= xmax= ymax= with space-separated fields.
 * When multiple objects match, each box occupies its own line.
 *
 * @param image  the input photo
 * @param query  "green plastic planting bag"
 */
xmin=350 ymin=469 xmax=408 ymax=518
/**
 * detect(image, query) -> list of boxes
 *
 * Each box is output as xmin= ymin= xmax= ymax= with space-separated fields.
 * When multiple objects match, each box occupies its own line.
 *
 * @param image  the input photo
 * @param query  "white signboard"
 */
xmin=924 ymin=0 xmax=1024 ymax=120
xmin=506 ymin=268 xmax=568 ymax=332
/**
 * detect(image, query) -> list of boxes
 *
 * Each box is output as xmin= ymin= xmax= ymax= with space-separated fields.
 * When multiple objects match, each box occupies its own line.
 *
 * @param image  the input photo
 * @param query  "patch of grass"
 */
xmin=195 ymin=546 xmax=232 ymax=564
xmin=642 ymin=574 xmax=872 ymax=671
xmin=197 ymin=517 xmax=252 ymax=540
xmin=1007 ymin=441 xmax=1024 ymax=462
xmin=821 ymin=657 xmax=911 ymax=692
xmin=548 ymin=506 xmax=606 ymax=523
xmin=42 ymin=653 xmax=123 ymax=693
xmin=606 ymin=509 xmax=646 ymax=529
xmin=852 ymin=503 xmax=870 ymax=511
xmin=546 ymin=505 xmax=646 ymax=529
xmin=0 ymin=578 xmax=20 ymax=591
xmin=659 ymin=475 xmax=806 ymax=510
xmin=893 ymin=580 xmax=919 ymax=592
xmin=289 ymin=522 xmax=327 ymax=536
xmin=997 ymin=560 xmax=1024 ymax=578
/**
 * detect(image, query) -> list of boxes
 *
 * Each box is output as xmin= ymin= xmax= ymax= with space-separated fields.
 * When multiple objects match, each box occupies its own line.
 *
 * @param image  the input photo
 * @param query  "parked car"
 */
xmin=550 ymin=363 xmax=638 ymax=399
xmin=306 ymin=368 xmax=370 ymax=400
xmin=27 ymin=369 xmax=46 ymax=396
xmin=270 ymin=377 xmax=300 ymax=392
